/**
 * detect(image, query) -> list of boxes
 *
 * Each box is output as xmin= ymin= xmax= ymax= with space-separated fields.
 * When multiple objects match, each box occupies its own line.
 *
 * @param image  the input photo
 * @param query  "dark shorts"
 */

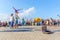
xmin=16 ymin=19 xmax=18 ymax=24
xmin=10 ymin=21 xmax=14 ymax=27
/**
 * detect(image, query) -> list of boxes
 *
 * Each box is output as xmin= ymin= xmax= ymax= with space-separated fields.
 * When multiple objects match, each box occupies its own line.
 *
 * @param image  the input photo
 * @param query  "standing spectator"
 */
xmin=22 ymin=18 xmax=25 ymax=26
xmin=0 ymin=20 xmax=2 ymax=27
xmin=10 ymin=14 xmax=14 ymax=28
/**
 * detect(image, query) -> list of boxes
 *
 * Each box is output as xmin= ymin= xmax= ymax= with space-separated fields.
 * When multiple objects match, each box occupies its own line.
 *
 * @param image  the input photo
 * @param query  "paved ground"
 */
xmin=0 ymin=26 xmax=60 ymax=40
xmin=0 ymin=31 xmax=60 ymax=40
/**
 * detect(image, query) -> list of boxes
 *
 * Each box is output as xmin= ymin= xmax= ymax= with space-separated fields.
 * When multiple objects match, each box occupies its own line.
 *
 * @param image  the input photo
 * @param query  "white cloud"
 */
xmin=19 ymin=7 xmax=35 ymax=18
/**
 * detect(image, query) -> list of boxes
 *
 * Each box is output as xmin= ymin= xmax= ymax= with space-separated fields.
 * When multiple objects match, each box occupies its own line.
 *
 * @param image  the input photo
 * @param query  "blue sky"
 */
xmin=0 ymin=0 xmax=60 ymax=21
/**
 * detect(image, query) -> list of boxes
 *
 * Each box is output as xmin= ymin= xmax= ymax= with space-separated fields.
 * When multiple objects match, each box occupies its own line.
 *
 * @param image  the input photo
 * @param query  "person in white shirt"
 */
xmin=10 ymin=14 xmax=14 ymax=27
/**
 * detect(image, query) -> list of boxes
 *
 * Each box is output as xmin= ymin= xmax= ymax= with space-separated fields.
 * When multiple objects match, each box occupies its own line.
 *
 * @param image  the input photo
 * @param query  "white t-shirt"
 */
xmin=10 ymin=16 xmax=14 ymax=22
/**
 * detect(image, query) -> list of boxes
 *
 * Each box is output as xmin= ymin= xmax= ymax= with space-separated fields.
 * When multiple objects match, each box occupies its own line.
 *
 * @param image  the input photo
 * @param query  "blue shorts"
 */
xmin=16 ymin=19 xmax=18 ymax=24
xmin=10 ymin=21 xmax=14 ymax=27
